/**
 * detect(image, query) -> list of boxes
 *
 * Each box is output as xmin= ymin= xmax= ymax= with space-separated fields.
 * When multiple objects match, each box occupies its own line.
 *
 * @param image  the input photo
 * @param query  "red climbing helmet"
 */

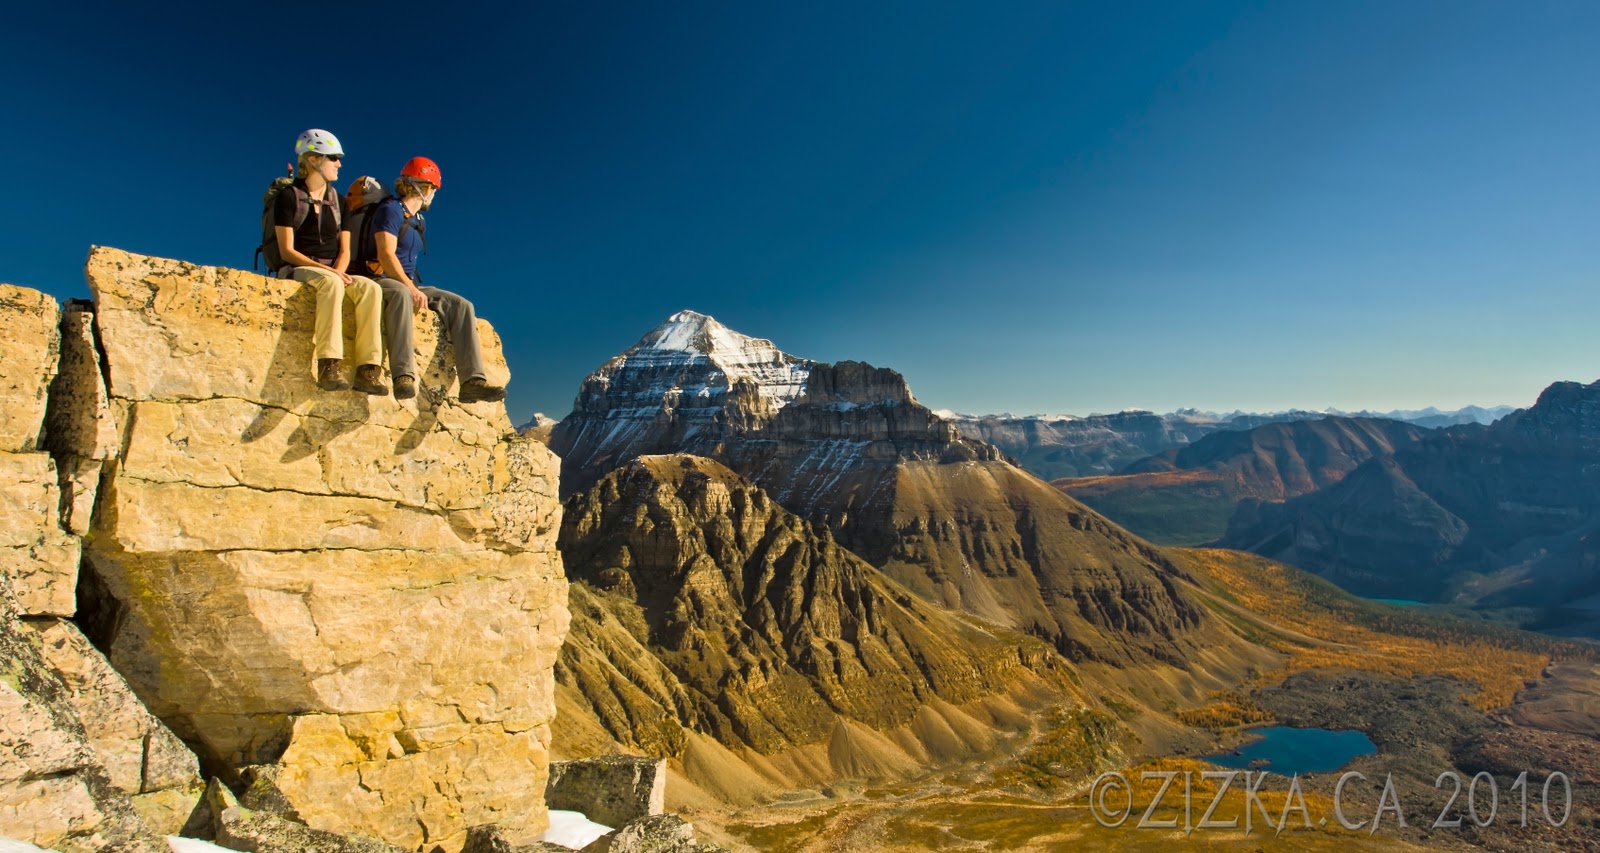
xmin=400 ymin=157 xmax=442 ymax=189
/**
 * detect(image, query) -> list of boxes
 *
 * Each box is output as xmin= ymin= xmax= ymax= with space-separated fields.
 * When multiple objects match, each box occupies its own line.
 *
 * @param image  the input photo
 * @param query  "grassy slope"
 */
xmin=1057 ymin=470 xmax=1236 ymax=545
xmin=1171 ymin=548 xmax=1594 ymax=710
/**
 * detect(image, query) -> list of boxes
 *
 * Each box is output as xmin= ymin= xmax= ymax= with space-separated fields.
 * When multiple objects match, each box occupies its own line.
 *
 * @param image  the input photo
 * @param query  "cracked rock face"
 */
xmin=2 ymin=281 xmax=194 ymax=851
xmin=0 ymin=284 xmax=79 ymax=617
xmin=73 ymin=247 xmax=570 ymax=852
xmin=0 ymin=542 xmax=191 ymax=851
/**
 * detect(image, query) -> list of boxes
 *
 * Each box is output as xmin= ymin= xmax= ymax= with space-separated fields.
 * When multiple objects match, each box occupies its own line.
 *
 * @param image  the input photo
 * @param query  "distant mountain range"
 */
xmin=1216 ymin=380 xmax=1600 ymax=636
xmin=1036 ymin=382 xmax=1599 ymax=638
xmin=943 ymin=405 xmax=1513 ymax=481
xmin=1057 ymin=416 xmax=1432 ymax=546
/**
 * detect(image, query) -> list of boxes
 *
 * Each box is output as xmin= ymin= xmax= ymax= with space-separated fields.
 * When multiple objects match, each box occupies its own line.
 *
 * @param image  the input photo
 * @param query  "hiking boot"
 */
xmin=316 ymin=359 xmax=350 ymax=391
xmin=458 ymin=377 xmax=506 ymax=404
xmin=353 ymin=364 xmax=388 ymax=396
xmin=393 ymin=375 xmax=417 ymax=401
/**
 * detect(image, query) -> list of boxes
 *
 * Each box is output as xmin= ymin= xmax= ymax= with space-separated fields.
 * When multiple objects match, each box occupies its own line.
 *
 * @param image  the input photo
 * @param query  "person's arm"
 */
xmin=332 ymin=231 xmax=352 ymax=281
xmin=375 ymin=231 xmax=427 ymax=311
xmin=330 ymin=195 xmax=352 ymax=281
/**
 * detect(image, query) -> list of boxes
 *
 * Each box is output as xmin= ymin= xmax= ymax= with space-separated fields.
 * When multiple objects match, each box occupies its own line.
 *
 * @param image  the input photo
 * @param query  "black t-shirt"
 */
xmin=272 ymin=180 xmax=348 ymax=262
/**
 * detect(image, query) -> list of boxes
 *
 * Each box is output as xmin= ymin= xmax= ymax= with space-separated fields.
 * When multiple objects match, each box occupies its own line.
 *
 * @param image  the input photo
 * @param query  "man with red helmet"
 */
xmin=368 ymin=156 xmax=505 ymax=403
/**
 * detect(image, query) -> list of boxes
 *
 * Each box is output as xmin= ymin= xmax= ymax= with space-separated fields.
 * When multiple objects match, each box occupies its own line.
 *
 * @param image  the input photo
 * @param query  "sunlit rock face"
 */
xmin=0 ymin=281 xmax=198 ymax=852
xmin=0 ymin=285 xmax=79 ymax=617
xmin=70 ymin=247 xmax=570 ymax=852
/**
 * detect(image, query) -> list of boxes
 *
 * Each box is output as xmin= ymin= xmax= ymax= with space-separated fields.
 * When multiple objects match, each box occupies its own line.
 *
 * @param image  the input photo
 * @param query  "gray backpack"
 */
xmin=255 ymin=166 xmax=342 ymax=273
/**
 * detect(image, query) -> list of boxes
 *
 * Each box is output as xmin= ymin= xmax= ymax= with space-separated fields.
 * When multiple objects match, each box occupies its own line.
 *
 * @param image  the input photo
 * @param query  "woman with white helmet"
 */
xmin=275 ymin=128 xmax=386 ymax=394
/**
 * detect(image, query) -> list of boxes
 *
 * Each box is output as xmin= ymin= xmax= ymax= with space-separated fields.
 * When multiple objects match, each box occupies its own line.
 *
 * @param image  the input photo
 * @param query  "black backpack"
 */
xmin=255 ymin=166 xmax=343 ymax=273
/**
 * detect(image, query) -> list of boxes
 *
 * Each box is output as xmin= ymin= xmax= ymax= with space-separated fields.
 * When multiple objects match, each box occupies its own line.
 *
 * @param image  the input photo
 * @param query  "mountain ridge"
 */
xmin=552 ymin=312 xmax=1230 ymax=668
xmin=1055 ymin=415 xmax=1433 ymax=545
xmin=1218 ymin=379 xmax=1600 ymax=635
xmin=554 ymin=454 xmax=1066 ymax=762
xmin=946 ymin=405 xmax=1511 ymax=481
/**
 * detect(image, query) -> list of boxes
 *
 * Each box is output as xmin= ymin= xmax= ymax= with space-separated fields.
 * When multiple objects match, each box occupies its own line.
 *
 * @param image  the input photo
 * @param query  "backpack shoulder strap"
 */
xmin=288 ymin=184 xmax=313 ymax=230
xmin=324 ymin=185 xmax=343 ymax=230
xmin=409 ymin=211 xmax=427 ymax=255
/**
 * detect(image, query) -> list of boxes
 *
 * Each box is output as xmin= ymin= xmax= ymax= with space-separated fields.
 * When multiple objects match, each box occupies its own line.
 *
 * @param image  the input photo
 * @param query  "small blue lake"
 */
xmin=1370 ymin=598 xmax=1426 ymax=607
xmin=1204 ymin=726 xmax=1375 ymax=775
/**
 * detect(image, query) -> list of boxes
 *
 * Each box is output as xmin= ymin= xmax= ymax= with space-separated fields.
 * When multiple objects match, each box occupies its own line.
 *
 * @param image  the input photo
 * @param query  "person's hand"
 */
xmin=337 ymin=271 xmax=352 ymax=285
xmin=410 ymin=286 xmax=427 ymax=312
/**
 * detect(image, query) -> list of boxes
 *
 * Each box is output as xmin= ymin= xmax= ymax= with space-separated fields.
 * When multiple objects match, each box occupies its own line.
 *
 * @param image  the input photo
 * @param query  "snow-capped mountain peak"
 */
xmin=638 ymin=310 xmax=739 ymax=353
xmin=622 ymin=310 xmax=813 ymax=407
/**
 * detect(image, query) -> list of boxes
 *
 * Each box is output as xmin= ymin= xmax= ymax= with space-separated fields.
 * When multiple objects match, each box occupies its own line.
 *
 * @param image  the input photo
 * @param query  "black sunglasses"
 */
xmin=325 ymin=154 xmax=342 ymax=162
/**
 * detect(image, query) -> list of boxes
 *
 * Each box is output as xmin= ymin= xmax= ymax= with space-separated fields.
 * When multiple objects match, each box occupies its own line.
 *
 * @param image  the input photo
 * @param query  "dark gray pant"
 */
xmin=376 ymin=279 xmax=487 ymax=382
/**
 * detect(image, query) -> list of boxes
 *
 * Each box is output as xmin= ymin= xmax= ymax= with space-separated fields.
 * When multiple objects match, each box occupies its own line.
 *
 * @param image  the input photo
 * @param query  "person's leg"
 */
xmin=347 ymin=275 xmax=387 ymax=395
xmin=293 ymin=266 xmax=349 ymax=390
xmin=376 ymin=278 xmax=418 ymax=398
xmin=418 ymin=287 xmax=485 ymax=380
xmin=347 ymin=276 xmax=384 ymax=368
xmin=294 ymin=266 xmax=344 ymax=362
xmin=420 ymin=286 xmax=504 ymax=403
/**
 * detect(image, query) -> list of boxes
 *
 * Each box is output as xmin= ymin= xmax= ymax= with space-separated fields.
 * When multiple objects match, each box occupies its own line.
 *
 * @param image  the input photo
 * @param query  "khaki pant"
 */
xmin=293 ymin=267 xmax=383 ymax=366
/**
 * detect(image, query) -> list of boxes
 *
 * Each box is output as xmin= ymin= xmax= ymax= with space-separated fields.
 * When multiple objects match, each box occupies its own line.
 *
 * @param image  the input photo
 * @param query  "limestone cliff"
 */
xmin=1 ymin=284 xmax=200 ymax=852
xmin=1 ymin=249 xmax=570 ymax=853
xmin=0 ymin=286 xmax=78 ymax=616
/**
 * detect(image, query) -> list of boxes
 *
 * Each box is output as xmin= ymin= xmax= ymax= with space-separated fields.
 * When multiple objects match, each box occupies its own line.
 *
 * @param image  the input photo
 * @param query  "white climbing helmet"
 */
xmin=294 ymin=129 xmax=344 ymax=158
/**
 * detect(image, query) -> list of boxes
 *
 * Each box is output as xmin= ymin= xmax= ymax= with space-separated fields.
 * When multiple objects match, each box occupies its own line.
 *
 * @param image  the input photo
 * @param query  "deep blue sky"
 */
xmin=3 ymin=2 xmax=1596 ymax=421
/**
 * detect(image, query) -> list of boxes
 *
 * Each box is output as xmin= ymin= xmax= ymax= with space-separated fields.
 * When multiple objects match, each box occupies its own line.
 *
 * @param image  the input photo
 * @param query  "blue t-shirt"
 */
xmin=370 ymin=198 xmax=426 ymax=280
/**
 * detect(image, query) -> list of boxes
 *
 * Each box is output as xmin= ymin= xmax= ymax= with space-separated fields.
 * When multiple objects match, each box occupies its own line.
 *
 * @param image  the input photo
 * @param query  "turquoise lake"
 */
xmin=1204 ymin=726 xmax=1376 ymax=775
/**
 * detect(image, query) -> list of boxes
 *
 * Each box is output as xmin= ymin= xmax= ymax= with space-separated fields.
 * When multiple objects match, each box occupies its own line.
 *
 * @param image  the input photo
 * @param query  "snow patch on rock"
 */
xmin=542 ymin=810 xmax=614 ymax=849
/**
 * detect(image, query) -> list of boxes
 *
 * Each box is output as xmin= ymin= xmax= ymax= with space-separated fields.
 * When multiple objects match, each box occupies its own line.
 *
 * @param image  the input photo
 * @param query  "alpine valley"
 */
xmin=540 ymin=310 xmax=1600 ymax=851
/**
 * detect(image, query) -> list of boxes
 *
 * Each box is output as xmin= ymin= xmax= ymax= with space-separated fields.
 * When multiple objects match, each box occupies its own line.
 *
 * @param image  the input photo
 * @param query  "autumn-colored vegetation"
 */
xmin=1053 ymin=468 xmax=1222 ymax=495
xmin=1055 ymin=471 xmax=1236 ymax=545
xmin=991 ymin=706 xmax=1124 ymax=790
xmin=1174 ymin=548 xmax=1596 ymax=710
xmin=1176 ymin=692 xmax=1274 ymax=729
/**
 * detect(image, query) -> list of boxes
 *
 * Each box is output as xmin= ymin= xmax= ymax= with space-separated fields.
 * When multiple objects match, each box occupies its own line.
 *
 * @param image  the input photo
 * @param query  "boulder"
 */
xmin=593 ymin=816 xmax=724 ymax=853
xmin=545 ymin=757 xmax=665 ymax=830
xmin=0 ymin=574 xmax=171 ymax=852
xmin=75 ymin=248 xmax=569 ymax=852
xmin=459 ymin=824 xmax=570 ymax=853
xmin=204 ymin=778 xmax=403 ymax=853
